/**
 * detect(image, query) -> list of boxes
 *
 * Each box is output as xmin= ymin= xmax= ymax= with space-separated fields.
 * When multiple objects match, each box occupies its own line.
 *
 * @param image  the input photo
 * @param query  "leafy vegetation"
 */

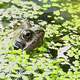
xmin=0 ymin=0 xmax=80 ymax=80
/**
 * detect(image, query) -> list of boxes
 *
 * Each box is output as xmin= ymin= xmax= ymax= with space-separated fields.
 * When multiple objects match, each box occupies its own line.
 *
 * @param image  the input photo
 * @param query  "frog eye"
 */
xmin=21 ymin=30 xmax=33 ymax=41
xmin=23 ymin=30 xmax=31 ymax=38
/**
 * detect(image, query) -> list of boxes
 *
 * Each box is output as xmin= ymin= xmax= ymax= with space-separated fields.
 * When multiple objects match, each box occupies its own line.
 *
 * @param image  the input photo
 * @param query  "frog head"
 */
xmin=14 ymin=22 xmax=45 ymax=51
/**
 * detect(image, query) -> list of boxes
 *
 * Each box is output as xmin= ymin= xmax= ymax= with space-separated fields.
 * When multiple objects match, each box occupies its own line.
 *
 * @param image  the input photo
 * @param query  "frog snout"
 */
xmin=14 ymin=41 xmax=25 ymax=50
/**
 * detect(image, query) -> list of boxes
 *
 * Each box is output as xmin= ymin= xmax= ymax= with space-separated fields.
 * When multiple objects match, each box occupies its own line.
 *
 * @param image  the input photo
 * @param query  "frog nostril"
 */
xmin=14 ymin=41 xmax=21 ymax=50
xmin=14 ymin=41 xmax=25 ymax=50
xmin=14 ymin=45 xmax=19 ymax=50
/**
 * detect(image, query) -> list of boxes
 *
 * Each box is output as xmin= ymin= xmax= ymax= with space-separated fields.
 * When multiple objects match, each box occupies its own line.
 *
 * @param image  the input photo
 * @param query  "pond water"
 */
xmin=32 ymin=0 xmax=80 ymax=24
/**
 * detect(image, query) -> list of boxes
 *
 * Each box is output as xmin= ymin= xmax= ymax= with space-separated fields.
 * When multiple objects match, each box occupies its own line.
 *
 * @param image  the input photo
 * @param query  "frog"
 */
xmin=13 ymin=20 xmax=45 ymax=52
